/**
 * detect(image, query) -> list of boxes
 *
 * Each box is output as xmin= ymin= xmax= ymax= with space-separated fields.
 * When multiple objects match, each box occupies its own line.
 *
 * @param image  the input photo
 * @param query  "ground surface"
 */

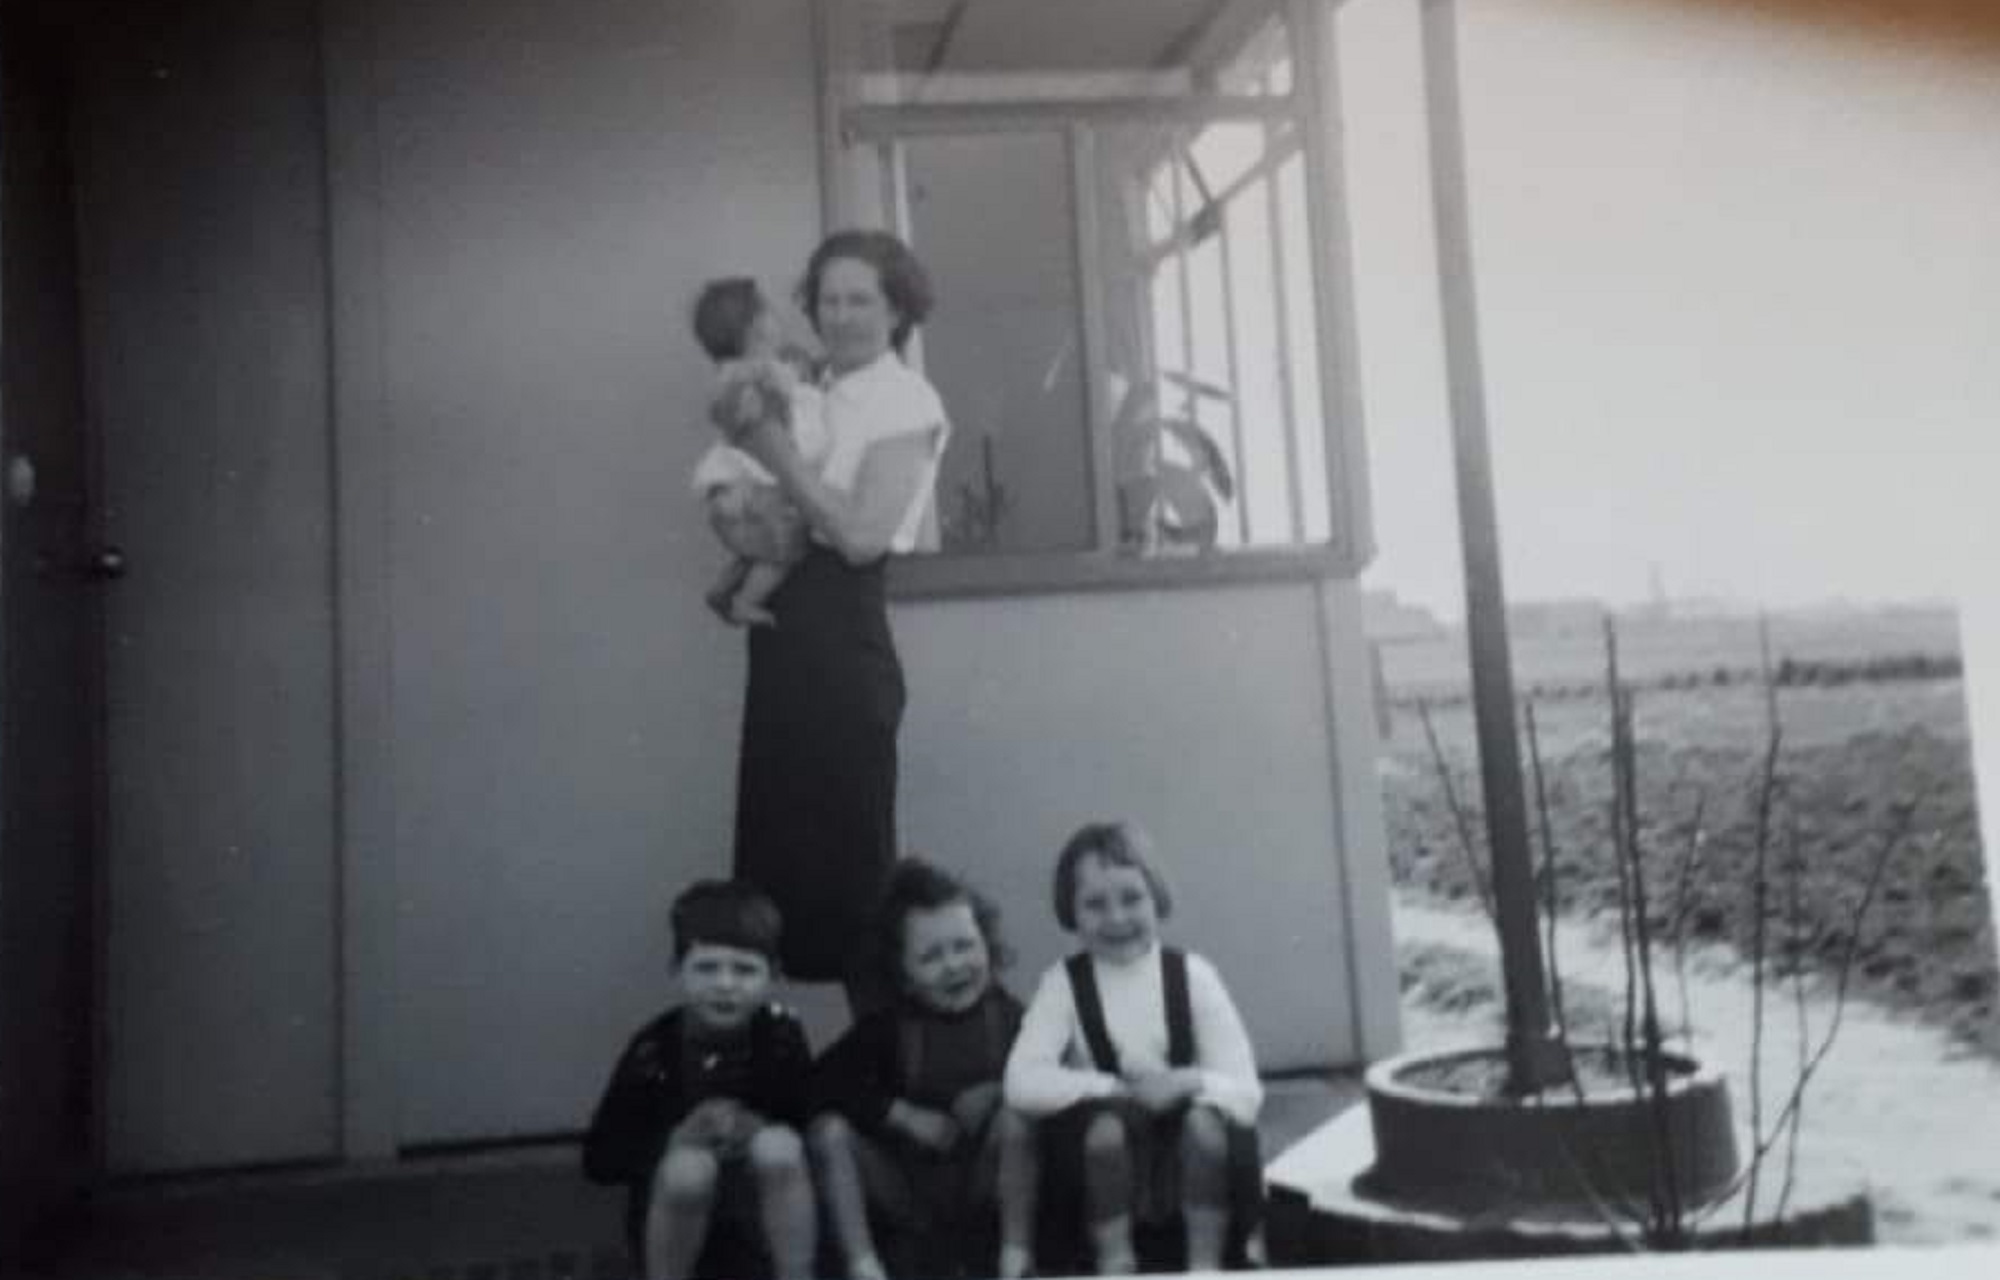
xmin=1394 ymin=898 xmax=2000 ymax=1247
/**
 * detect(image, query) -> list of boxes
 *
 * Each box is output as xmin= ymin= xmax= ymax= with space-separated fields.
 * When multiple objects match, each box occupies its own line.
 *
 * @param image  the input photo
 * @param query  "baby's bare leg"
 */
xmin=708 ymin=483 xmax=800 ymax=566
xmin=748 ymin=1125 xmax=817 ymax=1280
xmin=728 ymin=560 xmax=790 ymax=627
xmin=705 ymin=557 xmax=751 ymax=624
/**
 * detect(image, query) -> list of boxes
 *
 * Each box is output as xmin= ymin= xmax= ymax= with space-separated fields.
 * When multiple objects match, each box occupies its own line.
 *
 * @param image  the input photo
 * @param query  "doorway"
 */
xmin=65 ymin=0 xmax=341 ymax=1175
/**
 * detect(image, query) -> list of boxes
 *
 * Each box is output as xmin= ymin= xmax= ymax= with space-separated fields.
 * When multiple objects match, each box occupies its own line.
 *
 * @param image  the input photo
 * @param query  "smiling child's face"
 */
xmin=677 ymin=941 xmax=774 ymax=1033
xmin=1071 ymin=853 xmax=1160 ymax=966
xmin=900 ymin=900 xmax=991 ymax=1014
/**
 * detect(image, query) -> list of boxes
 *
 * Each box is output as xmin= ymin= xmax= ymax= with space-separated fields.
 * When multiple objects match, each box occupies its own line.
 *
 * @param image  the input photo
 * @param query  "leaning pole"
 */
xmin=1417 ymin=0 xmax=1568 ymax=1092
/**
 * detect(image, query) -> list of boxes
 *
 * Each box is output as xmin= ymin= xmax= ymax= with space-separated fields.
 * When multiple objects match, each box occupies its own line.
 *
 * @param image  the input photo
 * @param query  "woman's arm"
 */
xmin=1003 ymin=964 xmax=1125 ymax=1117
xmin=732 ymin=414 xmax=941 ymax=566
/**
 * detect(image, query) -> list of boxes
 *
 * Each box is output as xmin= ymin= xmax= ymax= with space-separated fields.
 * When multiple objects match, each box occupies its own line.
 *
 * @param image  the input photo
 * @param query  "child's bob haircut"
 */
xmin=670 ymin=879 xmax=784 ymax=965
xmin=1051 ymin=820 xmax=1174 ymax=931
xmin=870 ymin=856 xmax=1012 ymax=994
xmin=691 ymin=277 xmax=764 ymax=362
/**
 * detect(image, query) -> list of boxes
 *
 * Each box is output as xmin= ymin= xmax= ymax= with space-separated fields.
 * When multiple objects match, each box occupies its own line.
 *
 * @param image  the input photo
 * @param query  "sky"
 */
xmin=1331 ymin=0 xmax=2000 ymax=621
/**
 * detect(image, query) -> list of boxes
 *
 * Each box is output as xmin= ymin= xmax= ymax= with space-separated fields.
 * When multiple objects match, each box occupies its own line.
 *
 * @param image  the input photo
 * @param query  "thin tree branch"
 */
xmin=1524 ymin=698 xmax=1573 ymax=1049
xmin=1777 ymin=796 xmax=1811 ymax=1223
xmin=1417 ymin=698 xmax=1498 ymax=926
xmin=1695 ymin=790 xmax=1924 ymax=1226
xmin=1670 ymin=794 xmax=1709 ymax=1045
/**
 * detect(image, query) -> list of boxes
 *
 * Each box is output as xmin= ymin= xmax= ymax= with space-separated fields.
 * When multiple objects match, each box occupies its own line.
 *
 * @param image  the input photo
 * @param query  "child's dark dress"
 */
xmin=582 ymin=1003 xmax=812 ymax=1275
xmin=811 ymin=986 xmax=1025 ymax=1272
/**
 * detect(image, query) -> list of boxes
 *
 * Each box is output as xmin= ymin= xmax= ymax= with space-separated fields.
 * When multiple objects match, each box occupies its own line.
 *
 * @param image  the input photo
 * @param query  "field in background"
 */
xmin=1374 ymin=603 xmax=1996 ymax=1057
xmin=1376 ymin=603 xmax=1962 ymax=700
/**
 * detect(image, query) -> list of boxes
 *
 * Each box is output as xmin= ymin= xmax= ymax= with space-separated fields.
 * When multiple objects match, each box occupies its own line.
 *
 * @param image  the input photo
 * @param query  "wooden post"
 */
xmin=1417 ymin=0 xmax=1568 ymax=1091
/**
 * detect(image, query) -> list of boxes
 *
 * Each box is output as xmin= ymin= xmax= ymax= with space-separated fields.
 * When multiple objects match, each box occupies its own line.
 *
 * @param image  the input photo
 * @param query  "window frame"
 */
xmin=814 ymin=0 xmax=1374 ymax=599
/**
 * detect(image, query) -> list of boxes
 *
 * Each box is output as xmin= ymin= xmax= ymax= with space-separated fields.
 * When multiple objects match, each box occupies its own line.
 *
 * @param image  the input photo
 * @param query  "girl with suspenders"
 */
xmin=1005 ymin=822 xmax=1266 ymax=1273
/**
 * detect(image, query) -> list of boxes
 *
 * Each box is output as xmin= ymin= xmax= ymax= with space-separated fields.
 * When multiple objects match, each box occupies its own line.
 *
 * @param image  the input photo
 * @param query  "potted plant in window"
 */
xmin=1109 ymin=373 xmax=1236 ymax=554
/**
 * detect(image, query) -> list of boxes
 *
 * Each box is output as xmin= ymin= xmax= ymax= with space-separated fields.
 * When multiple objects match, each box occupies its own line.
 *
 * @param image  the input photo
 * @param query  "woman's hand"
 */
xmin=887 ymin=1100 xmax=961 ymax=1153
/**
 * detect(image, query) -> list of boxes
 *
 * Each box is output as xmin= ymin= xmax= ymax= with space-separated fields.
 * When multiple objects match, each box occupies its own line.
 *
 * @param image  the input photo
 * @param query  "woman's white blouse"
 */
xmin=818 ymin=351 xmax=950 ymax=554
xmin=1003 ymin=944 xmax=1263 ymax=1127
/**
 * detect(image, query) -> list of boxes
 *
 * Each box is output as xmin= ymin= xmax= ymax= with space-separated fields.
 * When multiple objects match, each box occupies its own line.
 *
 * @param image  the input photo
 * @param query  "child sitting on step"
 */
xmin=582 ymin=880 xmax=818 ymax=1280
xmin=1004 ymin=821 xmax=1266 ymax=1274
xmin=809 ymin=858 xmax=1039 ymax=1279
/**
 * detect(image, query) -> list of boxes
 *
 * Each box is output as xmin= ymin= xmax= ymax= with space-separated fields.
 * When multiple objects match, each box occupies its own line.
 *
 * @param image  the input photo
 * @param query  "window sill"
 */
xmin=887 ymin=543 xmax=1352 ymax=602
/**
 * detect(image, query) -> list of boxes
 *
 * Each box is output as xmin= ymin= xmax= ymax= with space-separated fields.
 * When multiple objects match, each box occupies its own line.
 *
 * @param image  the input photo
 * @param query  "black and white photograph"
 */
xmin=0 ymin=1 xmax=1994 ymax=1279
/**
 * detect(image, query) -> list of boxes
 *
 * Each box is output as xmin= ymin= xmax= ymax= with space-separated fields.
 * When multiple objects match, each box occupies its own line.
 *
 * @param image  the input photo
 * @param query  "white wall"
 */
xmin=345 ymin=0 xmax=824 ymax=1145
xmin=895 ymin=579 xmax=1388 ymax=1070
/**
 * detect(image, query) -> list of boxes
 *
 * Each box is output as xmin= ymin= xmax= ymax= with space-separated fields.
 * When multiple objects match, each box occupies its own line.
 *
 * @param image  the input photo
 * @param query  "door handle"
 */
xmin=86 ymin=547 xmax=129 ymax=581
xmin=36 ymin=546 xmax=129 ymax=583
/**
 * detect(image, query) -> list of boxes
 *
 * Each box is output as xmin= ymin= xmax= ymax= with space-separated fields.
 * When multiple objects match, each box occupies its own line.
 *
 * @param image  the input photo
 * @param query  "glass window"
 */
xmin=902 ymin=132 xmax=1094 ymax=553
xmin=828 ymin=0 xmax=1339 ymax=569
xmin=1090 ymin=118 xmax=1325 ymax=553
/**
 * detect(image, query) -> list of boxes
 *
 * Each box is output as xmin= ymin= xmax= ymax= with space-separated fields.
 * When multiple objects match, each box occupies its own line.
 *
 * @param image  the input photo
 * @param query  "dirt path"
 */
xmin=1393 ymin=895 xmax=2000 ymax=1245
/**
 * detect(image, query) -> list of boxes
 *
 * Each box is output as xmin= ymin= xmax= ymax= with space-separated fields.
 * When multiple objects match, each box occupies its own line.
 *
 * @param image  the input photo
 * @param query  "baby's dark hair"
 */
xmin=1052 ymin=820 xmax=1174 ymax=931
xmin=871 ymin=857 xmax=1011 ymax=994
xmin=670 ymin=879 xmax=784 ymax=965
xmin=691 ymin=277 xmax=765 ymax=362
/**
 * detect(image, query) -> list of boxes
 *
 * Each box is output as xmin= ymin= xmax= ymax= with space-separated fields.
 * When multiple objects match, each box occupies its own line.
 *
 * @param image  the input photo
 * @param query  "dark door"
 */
xmin=70 ymin=0 xmax=339 ymax=1173
xmin=0 ymin=6 xmax=99 ymax=1252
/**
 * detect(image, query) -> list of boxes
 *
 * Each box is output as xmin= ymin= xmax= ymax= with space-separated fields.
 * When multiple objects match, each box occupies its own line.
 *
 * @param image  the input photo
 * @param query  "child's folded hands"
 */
xmin=1123 ymin=1067 xmax=1201 ymax=1113
xmin=888 ymin=1099 xmax=962 ymax=1153
xmin=949 ymin=1081 xmax=1002 ymax=1135
xmin=684 ymin=1096 xmax=762 ymax=1154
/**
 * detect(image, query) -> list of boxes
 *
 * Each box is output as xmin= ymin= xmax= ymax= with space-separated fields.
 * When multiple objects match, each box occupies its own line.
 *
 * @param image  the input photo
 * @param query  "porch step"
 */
xmin=38 ymin=1074 xmax=1366 ymax=1280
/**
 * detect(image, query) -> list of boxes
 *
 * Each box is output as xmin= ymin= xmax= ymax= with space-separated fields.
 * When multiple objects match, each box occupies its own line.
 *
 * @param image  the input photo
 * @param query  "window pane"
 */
xmin=853 ymin=0 xmax=1294 ymax=105
xmin=901 ymin=132 xmax=1094 ymax=554
xmin=1090 ymin=120 xmax=1328 ymax=553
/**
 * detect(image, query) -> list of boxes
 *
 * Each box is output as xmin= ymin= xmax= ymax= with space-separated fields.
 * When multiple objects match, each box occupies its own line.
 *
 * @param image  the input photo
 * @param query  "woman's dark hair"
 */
xmin=1052 ymin=820 xmax=1174 ymax=931
xmin=872 ymin=857 xmax=1011 ymax=994
xmin=797 ymin=229 xmax=935 ymax=354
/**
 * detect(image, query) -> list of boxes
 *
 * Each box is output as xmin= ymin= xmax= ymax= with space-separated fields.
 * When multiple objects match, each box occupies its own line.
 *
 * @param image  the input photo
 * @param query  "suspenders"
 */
xmin=1063 ymin=948 xmax=1194 ymax=1073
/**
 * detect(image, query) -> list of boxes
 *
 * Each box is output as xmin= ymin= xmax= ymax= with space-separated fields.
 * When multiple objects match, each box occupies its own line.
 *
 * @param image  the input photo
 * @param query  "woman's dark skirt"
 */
xmin=733 ymin=547 xmax=904 ymax=984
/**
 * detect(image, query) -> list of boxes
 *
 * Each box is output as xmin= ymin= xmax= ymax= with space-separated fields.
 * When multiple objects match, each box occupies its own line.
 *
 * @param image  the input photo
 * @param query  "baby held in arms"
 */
xmin=688 ymin=277 xmax=827 ymax=627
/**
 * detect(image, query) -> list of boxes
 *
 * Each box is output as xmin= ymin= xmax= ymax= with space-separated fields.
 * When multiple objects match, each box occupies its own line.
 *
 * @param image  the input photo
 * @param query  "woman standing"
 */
xmin=721 ymin=230 xmax=949 ymax=1011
